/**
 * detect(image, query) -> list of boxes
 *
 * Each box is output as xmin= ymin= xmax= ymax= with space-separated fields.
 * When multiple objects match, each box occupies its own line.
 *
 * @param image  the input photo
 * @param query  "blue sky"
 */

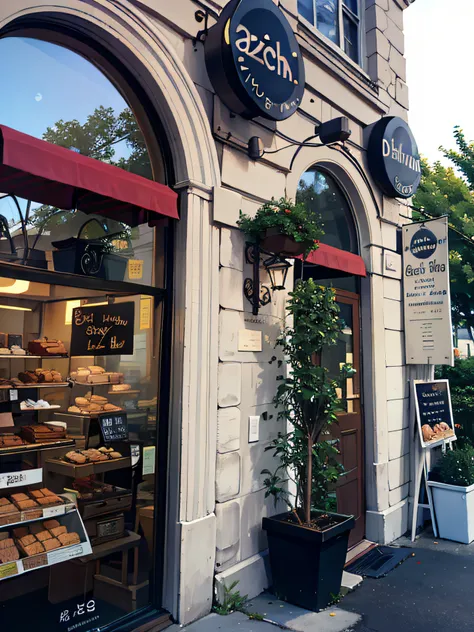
xmin=405 ymin=0 xmax=474 ymax=166
xmin=0 ymin=37 xmax=133 ymax=223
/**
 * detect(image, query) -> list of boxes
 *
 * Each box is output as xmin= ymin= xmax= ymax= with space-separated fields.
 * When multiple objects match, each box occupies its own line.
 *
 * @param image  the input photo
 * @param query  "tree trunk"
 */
xmin=305 ymin=434 xmax=312 ymax=524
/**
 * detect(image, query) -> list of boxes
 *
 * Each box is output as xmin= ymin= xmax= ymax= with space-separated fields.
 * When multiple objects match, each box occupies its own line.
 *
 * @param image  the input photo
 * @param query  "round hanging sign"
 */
xmin=410 ymin=227 xmax=438 ymax=260
xmin=367 ymin=116 xmax=421 ymax=198
xmin=204 ymin=0 xmax=305 ymax=121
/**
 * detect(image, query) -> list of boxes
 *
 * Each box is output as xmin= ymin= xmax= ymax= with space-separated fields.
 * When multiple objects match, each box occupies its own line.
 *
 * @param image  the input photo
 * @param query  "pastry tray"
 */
xmin=0 ymin=496 xmax=76 ymax=527
xmin=0 ymin=439 xmax=75 ymax=456
xmin=0 ymin=508 xmax=92 ymax=581
xmin=45 ymin=456 xmax=131 ymax=478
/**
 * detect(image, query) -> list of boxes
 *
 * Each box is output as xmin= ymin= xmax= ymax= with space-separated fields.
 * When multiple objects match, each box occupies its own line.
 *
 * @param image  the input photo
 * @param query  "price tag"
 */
xmin=43 ymin=505 xmax=66 ymax=519
xmin=0 ymin=562 xmax=18 ymax=579
xmin=98 ymin=412 xmax=129 ymax=442
xmin=128 ymin=259 xmax=144 ymax=280
xmin=0 ymin=468 xmax=42 ymax=489
xmin=9 ymin=390 xmax=18 ymax=401
xmin=47 ymin=544 xmax=85 ymax=564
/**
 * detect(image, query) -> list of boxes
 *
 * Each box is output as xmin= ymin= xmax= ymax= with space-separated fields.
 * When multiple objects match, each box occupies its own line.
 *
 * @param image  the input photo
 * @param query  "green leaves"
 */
xmin=236 ymin=197 xmax=323 ymax=256
xmin=431 ymin=445 xmax=474 ymax=487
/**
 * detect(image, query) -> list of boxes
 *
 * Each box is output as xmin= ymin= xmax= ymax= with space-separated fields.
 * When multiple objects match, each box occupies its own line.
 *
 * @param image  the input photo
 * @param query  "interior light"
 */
xmin=0 ymin=279 xmax=30 ymax=294
xmin=0 ymin=305 xmax=32 ymax=312
xmin=83 ymin=301 xmax=108 ymax=308
xmin=65 ymin=300 xmax=82 ymax=325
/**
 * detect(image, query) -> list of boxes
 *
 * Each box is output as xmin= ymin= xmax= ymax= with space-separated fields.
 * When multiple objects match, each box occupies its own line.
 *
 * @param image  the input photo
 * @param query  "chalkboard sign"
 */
xmin=413 ymin=380 xmax=456 ymax=448
xmin=70 ymin=302 xmax=134 ymax=356
xmin=98 ymin=411 xmax=129 ymax=442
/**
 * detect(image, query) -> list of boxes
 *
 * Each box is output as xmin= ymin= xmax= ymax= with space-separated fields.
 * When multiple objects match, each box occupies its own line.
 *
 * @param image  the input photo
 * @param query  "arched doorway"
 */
xmin=296 ymin=167 xmax=365 ymax=547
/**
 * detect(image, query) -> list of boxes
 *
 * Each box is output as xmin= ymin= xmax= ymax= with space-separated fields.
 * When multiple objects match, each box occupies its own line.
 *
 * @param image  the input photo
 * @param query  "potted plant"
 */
xmin=428 ymin=445 xmax=474 ymax=544
xmin=262 ymin=278 xmax=355 ymax=612
xmin=237 ymin=197 xmax=323 ymax=258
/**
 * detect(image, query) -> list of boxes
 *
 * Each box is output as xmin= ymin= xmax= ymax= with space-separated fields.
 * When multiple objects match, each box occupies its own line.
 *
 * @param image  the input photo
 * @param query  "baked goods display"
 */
xmin=21 ymin=424 xmax=67 ymax=444
xmin=68 ymin=393 xmax=122 ymax=416
xmin=70 ymin=366 xmax=124 ymax=385
xmin=110 ymin=384 xmax=132 ymax=393
xmin=0 ymin=434 xmax=29 ymax=449
xmin=28 ymin=338 xmax=67 ymax=356
xmin=62 ymin=448 xmax=123 ymax=464
xmin=0 ymin=520 xmax=82 ymax=562
xmin=18 ymin=369 xmax=63 ymax=384
xmin=421 ymin=422 xmax=455 ymax=443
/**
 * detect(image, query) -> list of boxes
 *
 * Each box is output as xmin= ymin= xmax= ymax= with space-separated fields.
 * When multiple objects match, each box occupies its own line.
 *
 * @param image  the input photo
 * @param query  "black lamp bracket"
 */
xmin=243 ymin=243 xmax=290 ymax=315
xmin=193 ymin=4 xmax=220 ymax=47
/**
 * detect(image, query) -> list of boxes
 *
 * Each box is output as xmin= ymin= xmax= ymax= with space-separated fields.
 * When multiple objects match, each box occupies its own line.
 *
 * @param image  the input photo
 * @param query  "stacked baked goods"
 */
xmin=1 ymin=489 xmax=63 ymax=513
xmin=63 ymin=447 xmax=123 ymax=464
xmin=20 ymin=424 xmax=67 ymax=444
xmin=18 ymin=369 xmax=63 ymax=384
xmin=28 ymin=338 xmax=67 ymax=356
xmin=110 ymin=384 xmax=132 ymax=392
xmin=68 ymin=394 xmax=122 ymax=416
xmin=0 ymin=434 xmax=29 ymax=449
xmin=7 ymin=519 xmax=81 ymax=558
xmin=421 ymin=422 xmax=455 ymax=443
xmin=70 ymin=366 xmax=124 ymax=385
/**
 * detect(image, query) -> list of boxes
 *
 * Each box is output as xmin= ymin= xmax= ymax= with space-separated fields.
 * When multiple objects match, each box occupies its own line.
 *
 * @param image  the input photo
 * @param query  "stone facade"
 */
xmin=0 ymin=0 xmax=419 ymax=625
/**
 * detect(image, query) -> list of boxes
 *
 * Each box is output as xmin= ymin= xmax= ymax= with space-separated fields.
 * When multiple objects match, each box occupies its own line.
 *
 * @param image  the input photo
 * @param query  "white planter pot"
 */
xmin=428 ymin=480 xmax=474 ymax=544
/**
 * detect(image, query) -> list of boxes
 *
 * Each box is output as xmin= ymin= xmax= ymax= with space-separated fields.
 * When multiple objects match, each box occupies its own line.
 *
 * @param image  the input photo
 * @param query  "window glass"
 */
xmin=316 ymin=0 xmax=339 ymax=45
xmin=343 ymin=14 xmax=359 ymax=63
xmin=343 ymin=0 xmax=358 ymax=15
xmin=0 ymin=37 xmax=162 ymax=286
xmin=297 ymin=0 xmax=315 ymax=24
xmin=297 ymin=168 xmax=358 ymax=254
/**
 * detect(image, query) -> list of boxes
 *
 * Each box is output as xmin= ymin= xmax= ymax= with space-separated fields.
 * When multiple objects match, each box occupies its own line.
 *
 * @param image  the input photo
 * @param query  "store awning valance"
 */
xmin=0 ymin=124 xmax=179 ymax=226
xmin=300 ymin=243 xmax=367 ymax=278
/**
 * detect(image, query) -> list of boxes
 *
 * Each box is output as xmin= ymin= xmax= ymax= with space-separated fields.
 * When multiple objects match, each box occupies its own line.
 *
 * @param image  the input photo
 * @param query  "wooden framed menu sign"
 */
xmin=413 ymin=380 xmax=456 ymax=449
xmin=70 ymin=302 xmax=134 ymax=356
xmin=98 ymin=411 xmax=129 ymax=442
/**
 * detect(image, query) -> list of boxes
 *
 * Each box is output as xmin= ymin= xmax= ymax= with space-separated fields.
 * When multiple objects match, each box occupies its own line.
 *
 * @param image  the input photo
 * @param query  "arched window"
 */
xmin=297 ymin=167 xmax=358 ymax=254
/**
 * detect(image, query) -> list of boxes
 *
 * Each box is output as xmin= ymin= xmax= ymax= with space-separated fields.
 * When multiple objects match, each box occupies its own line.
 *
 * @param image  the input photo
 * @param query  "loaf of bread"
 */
xmin=37 ymin=495 xmax=62 ymax=506
xmin=43 ymin=519 xmax=60 ymax=530
xmin=0 ymin=545 xmax=19 ymax=562
xmin=36 ymin=530 xmax=52 ymax=542
xmin=58 ymin=532 xmax=80 ymax=547
xmin=43 ymin=537 xmax=61 ymax=551
xmin=0 ymin=537 xmax=15 ymax=550
xmin=28 ymin=339 xmax=67 ymax=356
xmin=88 ymin=366 xmax=105 ymax=374
xmin=50 ymin=526 xmax=67 ymax=537
xmin=110 ymin=384 xmax=131 ymax=392
xmin=91 ymin=395 xmax=108 ymax=404
xmin=19 ymin=534 xmax=37 ymax=547
xmin=23 ymin=541 xmax=45 ymax=556
xmin=16 ymin=499 xmax=39 ymax=510
xmin=11 ymin=493 xmax=28 ymax=503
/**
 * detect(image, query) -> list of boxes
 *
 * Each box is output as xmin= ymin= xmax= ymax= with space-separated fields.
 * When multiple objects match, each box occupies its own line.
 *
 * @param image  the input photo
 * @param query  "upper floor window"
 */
xmin=298 ymin=0 xmax=361 ymax=65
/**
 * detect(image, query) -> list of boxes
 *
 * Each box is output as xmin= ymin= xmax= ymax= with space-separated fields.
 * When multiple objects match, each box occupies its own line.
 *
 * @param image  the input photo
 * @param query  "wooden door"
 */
xmin=322 ymin=290 xmax=365 ymax=547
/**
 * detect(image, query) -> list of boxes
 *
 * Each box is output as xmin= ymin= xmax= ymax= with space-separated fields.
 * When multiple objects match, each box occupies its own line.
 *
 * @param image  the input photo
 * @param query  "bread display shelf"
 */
xmin=0 ymin=439 xmax=75 ymax=456
xmin=20 ymin=405 xmax=61 ymax=411
xmin=0 ymin=509 xmax=92 ymax=582
xmin=0 ymin=498 xmax=76 ymax=528
xmin=107 ymin=390 xmax=140 ymax=396
xmin=0 ymin=356 xmax=69 ymax=360
xmin=0 ymin=383 xmax=71 ymax=390
xmin=45 ymin=456 xmax=131 ymax=478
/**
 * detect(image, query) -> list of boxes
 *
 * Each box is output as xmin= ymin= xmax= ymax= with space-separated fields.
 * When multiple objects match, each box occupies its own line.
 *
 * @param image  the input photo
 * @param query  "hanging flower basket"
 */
xmin=237 ymin=197 xmax=323 ymax=258
xmin=260 ymin=227 xmax=313 ymax=257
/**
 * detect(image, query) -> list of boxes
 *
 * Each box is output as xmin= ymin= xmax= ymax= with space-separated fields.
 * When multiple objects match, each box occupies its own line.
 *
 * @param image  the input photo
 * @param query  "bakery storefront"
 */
xmin=0 ymin=29 xmax=180 ymax=632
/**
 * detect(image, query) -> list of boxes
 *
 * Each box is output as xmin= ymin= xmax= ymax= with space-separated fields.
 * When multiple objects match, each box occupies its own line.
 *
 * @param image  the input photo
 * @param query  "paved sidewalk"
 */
xmin=169 ymin=593 xmax=360 ymax=632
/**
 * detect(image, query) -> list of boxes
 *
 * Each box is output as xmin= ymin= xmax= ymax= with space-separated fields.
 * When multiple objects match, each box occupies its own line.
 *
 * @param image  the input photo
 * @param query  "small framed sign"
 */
xmin=413 ymin=380 xmax=456 ymax=449
xmin=98 ymin=412 xmax=129 ymax=443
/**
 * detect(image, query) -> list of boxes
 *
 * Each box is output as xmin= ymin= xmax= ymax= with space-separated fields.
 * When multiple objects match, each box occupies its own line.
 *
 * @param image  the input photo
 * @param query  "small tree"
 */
xmin=268 ymin=279 xmax=354 ymax=524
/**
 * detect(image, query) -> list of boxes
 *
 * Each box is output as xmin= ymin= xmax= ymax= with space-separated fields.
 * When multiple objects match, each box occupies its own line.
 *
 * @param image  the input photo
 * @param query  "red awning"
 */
xmin=300 ymin=243 xmax=366 ymax=278
xmin=0 ymin=124 xmax=178 ymax=226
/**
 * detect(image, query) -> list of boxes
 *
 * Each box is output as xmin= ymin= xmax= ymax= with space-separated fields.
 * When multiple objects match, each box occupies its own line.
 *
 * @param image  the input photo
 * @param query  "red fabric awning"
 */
xmin=300 ymin=243 xmax=366 ymax=277
xmin=0 ymin=124 xmax=178 ymax=226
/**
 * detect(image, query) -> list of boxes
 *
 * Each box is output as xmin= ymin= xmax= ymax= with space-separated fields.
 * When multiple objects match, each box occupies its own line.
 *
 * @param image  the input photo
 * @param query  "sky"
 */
xmin=0 ymin=37 xmax=133 ymax=223
xmin=404 ymin=0 xmax=474 ymax=166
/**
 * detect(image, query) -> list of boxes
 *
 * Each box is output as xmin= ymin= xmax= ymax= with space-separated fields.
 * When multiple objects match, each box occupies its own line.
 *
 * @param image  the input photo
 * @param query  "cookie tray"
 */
xmin=0 ymin=508 xmax=92 ymax=581
xmin=0 ymin=496 xmax=76 ymax=527
xmin=44 ymin=456 xmax=132 ymax=478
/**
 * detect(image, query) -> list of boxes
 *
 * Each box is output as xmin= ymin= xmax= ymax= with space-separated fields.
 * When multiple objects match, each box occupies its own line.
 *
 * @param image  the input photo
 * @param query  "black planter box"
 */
xmin=263 ymin=510 xmax=354 ymax=611
xmin=53 ymin=240 xmax=127 ymax=281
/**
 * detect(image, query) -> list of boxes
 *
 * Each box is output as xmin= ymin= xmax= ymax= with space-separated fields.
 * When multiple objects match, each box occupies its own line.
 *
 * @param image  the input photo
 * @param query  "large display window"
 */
xmin=0 ymin=274 xmax=165 ymax=632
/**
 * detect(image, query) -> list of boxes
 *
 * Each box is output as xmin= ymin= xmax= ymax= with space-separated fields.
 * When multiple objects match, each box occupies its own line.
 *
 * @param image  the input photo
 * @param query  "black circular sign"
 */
xmin=409 ymin=227 xmax=438 ymax=259
xmin=367 ymin=116 xmax=421 ymax=198
xmin=204 ymin=0 xmax=305 ymax=121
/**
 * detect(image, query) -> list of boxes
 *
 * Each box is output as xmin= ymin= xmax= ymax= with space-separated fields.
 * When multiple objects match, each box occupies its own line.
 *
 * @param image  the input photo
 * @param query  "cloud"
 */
xmin=34 ymin=93 xmax=43 ymax=102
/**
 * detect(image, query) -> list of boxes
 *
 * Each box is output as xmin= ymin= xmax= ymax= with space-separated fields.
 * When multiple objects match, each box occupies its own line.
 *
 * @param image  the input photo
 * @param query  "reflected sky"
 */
xmin=0 ymin=37 xmax=135 ymax=224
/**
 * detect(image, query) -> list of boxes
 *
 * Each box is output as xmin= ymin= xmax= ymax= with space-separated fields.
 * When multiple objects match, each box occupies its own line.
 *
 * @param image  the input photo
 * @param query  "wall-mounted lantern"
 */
xmin=243 ymin=244 xmax=292 ymax=315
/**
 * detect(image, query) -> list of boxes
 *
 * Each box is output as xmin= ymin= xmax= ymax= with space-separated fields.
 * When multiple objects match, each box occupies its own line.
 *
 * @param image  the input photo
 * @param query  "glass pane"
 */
xmin=343 ymin=0 xmax=358 ymax=15
xmin=316 ymin=0 xmax=339 ymax=45
xmin=343 ymin=14 xmax=359 ymax=63
xmin=298 ymin=0 xmax=315 ymax=24
xmin=0 ymin=279 xmax=160 ymax=631
xmin=297 ymin=168 xmax=358 ymax=254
